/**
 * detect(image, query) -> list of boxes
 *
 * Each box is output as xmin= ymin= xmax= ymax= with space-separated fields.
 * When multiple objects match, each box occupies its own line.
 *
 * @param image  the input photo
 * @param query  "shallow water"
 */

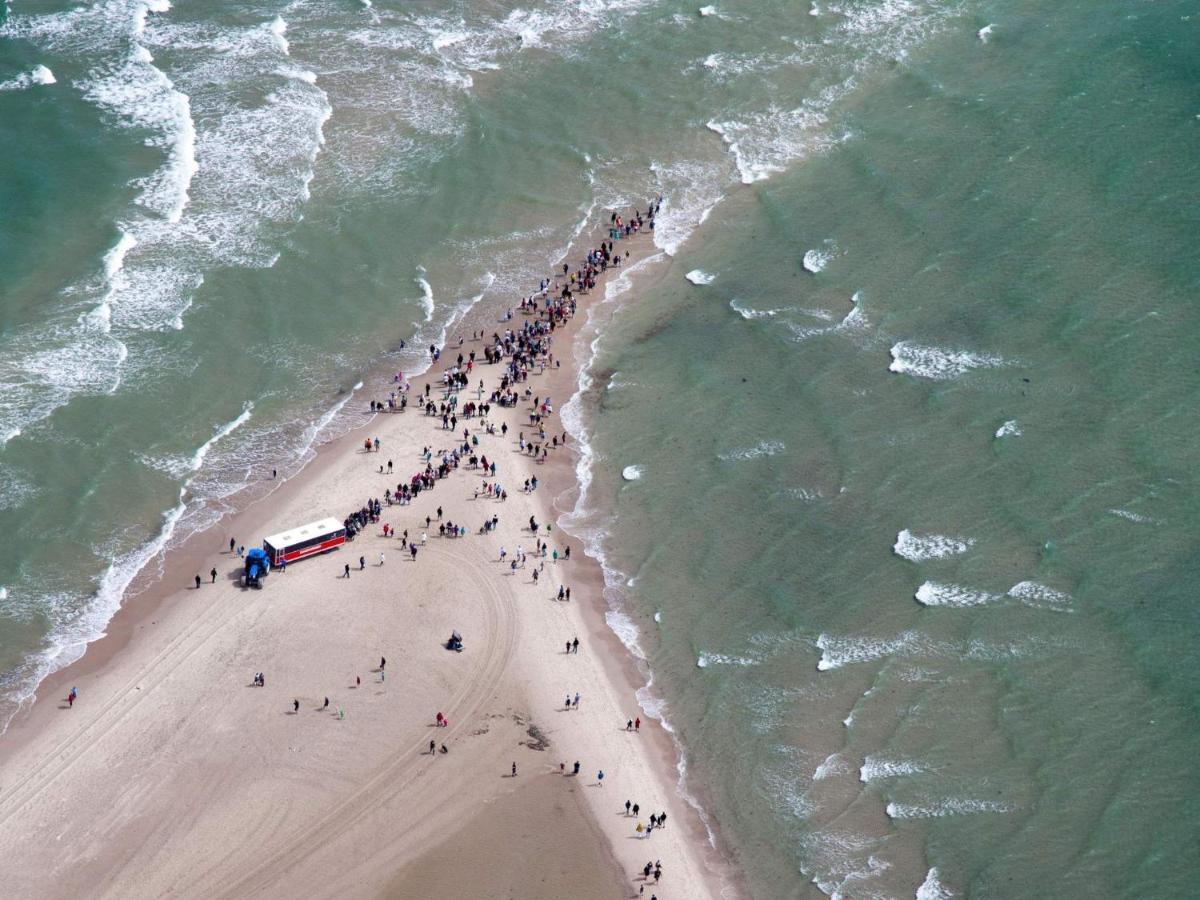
xmin=3 ymin=0 xmax=1199 ymax=896
xmin=570 ymin=1 xmax=1200 ymax=894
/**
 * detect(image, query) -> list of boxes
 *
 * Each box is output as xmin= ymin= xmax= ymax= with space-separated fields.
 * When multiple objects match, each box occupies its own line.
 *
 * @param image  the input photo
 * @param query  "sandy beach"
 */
xmin=0 ymin=219 xmax=728 ymax=899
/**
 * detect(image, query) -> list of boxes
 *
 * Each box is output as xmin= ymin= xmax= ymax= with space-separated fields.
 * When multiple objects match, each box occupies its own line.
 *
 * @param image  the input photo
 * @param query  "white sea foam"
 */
xmin=30 ymin=63 xmax=54 ymax=84
xmin=886 ymin=798 xmax=1015 ymax=819
xmin=781 ymin=292 xmax=867 ymax=342
xmin=729 ymin=299 xmax=790 ymax=320
xmin=978 ymin=24 xmax=995 ymax=43
xmin=1007 ymin=580 xmax=1072 ymax=611
xmin=813 ymin=753 xmax=852 ymax=780
xmin=1108 ymin=508 xmax=1161 ymax=525
xmin=622 ymin=465 xmax=643 ymax=481
xmin=82 ymin=45 xmax=198 ymax=224
xmin=699 ymin=5 xmax=717 ymax=15
xmin=803 ymin=248 xmax=831 ymax=273
xmin=648 ymin=158 xmax=725 ymax=257
xmin=605 ymin=608 xmax=645 ymax=658
xmin=697 ymin=652 xmax=759 ymax=668
xmin=810 ymin=2 xmax=821 ymax=15
xmin=0 ymin=64 xmax=56 ymax=90
xmin=188 ymin=403 xmax=253 ymax=473
xmin=817 ymin=631 xmax=921 ymax=671
xmin=817 ymin=627 xmax=1051 ymax=673
xmin=269 ymin=16 xmax=289 ymax=55
xmin=703 ymin=0 xmax=956 ymax=187
xmin=2 ymin=492 xmax=189 ymax=732
xmin=685 ymin=269 xmax=716 ymax=285
xmin=780 ymin=486 xmax=823 ymax=501
xmin=103 ymin=231 xmax=138 ymax=281
xmin=719 ymin=440 xmax=785 ymax=462
xmin=0 ymin=0 xmax=330 ymax=450
xmin=415 ymin=269 xmax=435 ymax=322
xmin=860 ymin=755 xmax=927 ymax=783
xmin=280 ymin=66 xmax=317 ymax=84
xmin=995 ymin=418 xmax=1021 ymax=438
xmin=893 ymin=530 xmax=974 ymax=562
xmin=915 ymin=581 xmax=1002 ymax=608
xmin=707 ymin=84 xmax=846 ymax=184
xmin=917 ymin=867 xmax=953 ymax=900
xmin=889 ymin=341 xmax=1008 ymax=380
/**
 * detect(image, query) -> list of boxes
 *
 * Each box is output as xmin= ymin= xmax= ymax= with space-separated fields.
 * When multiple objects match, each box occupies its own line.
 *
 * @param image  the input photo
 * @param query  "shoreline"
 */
xmin=0 ymin=211 xmax=736 ymax=898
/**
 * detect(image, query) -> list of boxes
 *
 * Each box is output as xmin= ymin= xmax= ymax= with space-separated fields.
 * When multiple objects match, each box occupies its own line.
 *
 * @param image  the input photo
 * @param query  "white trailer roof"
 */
xmin=263 ymin=517 xmax=344 ymax=549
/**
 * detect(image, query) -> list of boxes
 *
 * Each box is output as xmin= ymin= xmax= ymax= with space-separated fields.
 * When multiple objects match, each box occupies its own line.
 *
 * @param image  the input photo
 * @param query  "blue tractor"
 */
xmin=243 ymin=547 xmax=271 ymax=588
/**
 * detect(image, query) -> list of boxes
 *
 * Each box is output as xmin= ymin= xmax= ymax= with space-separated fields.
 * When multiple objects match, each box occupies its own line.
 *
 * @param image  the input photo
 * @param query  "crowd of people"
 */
xmin=265 ymin=200 xmax=682 ymax=895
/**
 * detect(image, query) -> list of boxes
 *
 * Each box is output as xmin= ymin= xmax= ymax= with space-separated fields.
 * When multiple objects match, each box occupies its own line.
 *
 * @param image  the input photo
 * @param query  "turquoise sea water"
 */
xmin=3 ymin=0 xmax=1198 ymax=896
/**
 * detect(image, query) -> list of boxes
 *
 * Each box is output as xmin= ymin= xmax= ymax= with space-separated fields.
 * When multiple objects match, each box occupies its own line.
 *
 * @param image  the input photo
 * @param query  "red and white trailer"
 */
xmin=263 ymin=517 xmax=347 ymax=567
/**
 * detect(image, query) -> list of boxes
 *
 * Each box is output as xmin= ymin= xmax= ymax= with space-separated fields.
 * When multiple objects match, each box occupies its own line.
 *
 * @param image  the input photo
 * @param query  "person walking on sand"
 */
xmin=430 ymin=740 xmax=436 ymax=755
xmin=627 ymin=719 xmax=633 ymax=732
xmin=230 ymin=537 xmax=236 ymax=553
xmin=344 ymin=563 xmax=351 ymax=578
xmin=195 ymin=574 xmax=201 ymax=590
xmin=635 ymin=717 xmax=640 ymax=732
xmin=293 ymin=699 xmax=300 ymax=713
xmin=67 ymin=691 xmax=74 ymax=708
xmin=210 ymin=566 xmax=217 ymax=583
xmin=572 ymin=637 xmax=579 ymax=653
xmin=323 ymin=696 xmax=330 ymax=710
xmin=574 ymin=691 xmax=581 ymax=709
xmin=379 ymin=551 xmax=385 ymax=566
xmin=626 ymin=799 xmax=632 ymax=816
xmin=380 ymin=657 xmax=386 ymax=672
xmin=359 ymin=555 xmax=365 ymax=571
xmin=512 ymin=761 xmax=517 ymax=777
xmin=597 ymin=770 xmax=604 ymax=787
xmin=633 ymin=803 xmax=640 ymax=818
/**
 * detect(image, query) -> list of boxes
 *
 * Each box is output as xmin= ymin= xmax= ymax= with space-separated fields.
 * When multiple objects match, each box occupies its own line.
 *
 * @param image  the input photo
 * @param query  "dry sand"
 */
xmin=0 ymin=224 xmax=729 ymax=899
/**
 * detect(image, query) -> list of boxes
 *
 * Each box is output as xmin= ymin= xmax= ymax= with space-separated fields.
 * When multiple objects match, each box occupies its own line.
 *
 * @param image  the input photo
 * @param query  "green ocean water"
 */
xmin=571 ymin=2 xmax=1200 ymax=895
xmin=2 ymin=0 xmax=1198 ymax=896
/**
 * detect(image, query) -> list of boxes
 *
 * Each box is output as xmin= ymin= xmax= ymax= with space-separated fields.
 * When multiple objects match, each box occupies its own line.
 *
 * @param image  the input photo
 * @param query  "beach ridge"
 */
xmin=0 ymin=212 xmax=729 ymax=900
